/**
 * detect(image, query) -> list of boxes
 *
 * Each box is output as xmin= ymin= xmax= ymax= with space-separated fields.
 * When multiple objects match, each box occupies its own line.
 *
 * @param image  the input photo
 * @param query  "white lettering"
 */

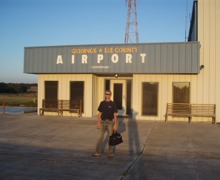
xmin=140 ymin=53 xmax=146 ymax=63
xmin=71 ymin=55 xmax=75 ymax=64
xmin=82 ymin=55 xmax=88 ymax=64
xmin=59 ymin=53 xmax=146 ymax=65
xmin=97 ymin=54 xmax=104 ymax=64
xmin=56 ymin=55 xmax=63 ymax=64
xmin=126 ymin=54 xmax=132 ymax=63
xmin=111 ymin=54 xmax=119 ymax=63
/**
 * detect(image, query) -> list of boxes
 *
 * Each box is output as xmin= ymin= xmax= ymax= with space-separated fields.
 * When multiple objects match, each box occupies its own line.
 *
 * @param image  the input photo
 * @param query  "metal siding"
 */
xmin=173 ymin=44 xmax=179 ymax=73
xmin=137 ymin=45 xmax=145 ymax=72
xmin=155 ymin=44 xmax=160 ymax=72
xmin=24 ymin=42 xmax=200 ymax=74
xmin=160 ymin=44 xmax=167 ymax=73
xmin=179 ymin=44 xmax=186 ymax=73
xmin=24 ymin=49 xmax=29 ymax=73
xmin=148 ymin=45 xmax=155 ymax=73
xmin=186 ymin=45 xmax=192 ymax=73
xmin=166 ymin=44 xmax=173 ymax=73
xmin=133 ymin=51 xmax=139 ymax=72
xmin=192 ymin=43 xmax=199 ymax=72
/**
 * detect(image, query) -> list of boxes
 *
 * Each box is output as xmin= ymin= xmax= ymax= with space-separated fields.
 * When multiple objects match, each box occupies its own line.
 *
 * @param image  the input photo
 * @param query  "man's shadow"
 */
xmin=126 ymin=109 xmax=147 ymax=179
xmin=128 ymin=109 xmax=140 ymax=156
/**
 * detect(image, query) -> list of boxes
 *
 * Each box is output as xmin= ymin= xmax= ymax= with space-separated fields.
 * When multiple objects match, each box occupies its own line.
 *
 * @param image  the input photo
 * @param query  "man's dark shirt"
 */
xmin=98 ymin=100 xmax=118 ymax=120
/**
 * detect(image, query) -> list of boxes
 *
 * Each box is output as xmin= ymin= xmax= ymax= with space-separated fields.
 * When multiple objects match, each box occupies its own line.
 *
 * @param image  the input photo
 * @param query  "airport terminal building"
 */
xmin=24 ymin=0 xmax=220 ymax=122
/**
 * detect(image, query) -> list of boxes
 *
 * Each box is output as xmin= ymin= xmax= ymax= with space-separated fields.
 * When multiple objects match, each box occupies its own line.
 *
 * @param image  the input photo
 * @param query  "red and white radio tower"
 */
xmin=124 ymin=0 xmax=139 ymax=44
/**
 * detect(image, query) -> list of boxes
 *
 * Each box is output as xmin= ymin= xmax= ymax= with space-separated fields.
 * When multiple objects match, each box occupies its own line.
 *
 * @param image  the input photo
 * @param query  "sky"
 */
xmin=0 ymin=0 xmax=194 ymax=83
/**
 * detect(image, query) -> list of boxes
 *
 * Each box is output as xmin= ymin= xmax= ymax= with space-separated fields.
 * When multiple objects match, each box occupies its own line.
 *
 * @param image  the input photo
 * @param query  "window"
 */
xmin=113 ymin=83 xmax=123 ymax=109
xmin=70 ymin=81 xmax=84 ymax=112
xmin=173 ymin=82 xmax=190 ymax=103
xmin=142 ymin=82 xmax=158 ymax=116
xmin=45 ymin=81 xmax=58 ymax=100
xmin=44 ymin=81 xmax=58 ymax=108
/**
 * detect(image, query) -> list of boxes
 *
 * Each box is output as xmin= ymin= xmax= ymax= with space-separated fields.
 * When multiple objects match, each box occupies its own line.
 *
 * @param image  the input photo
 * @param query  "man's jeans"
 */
xmin=95 ymin=120 xmax=114 ymax=154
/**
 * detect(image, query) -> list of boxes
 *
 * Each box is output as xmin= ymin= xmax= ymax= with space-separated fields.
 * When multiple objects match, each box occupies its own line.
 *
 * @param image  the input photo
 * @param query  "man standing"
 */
xmin=92 ymin=90 xmax=118 ymax=158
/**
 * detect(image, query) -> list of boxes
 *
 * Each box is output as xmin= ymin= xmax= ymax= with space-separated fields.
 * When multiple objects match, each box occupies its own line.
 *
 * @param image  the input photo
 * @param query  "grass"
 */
xmin=0 ymin=93 xmax=37 ymax=107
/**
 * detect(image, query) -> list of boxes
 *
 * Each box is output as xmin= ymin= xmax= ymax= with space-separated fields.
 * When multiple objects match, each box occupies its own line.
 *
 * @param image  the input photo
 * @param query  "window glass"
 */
xmin=70 ymin=81 xmax=84 ymax=112
xmin=44 ymin=81 xmax=58 ymax=108
xmin=142 ymin=82 xmax=158 ymax=116
xmin=173 ymin=82 xmax=190 ymax=103
xmin=113 ymin=83 xmax=123 ymax=109
xmin=45 ymin=81 xmax=58 ymax=100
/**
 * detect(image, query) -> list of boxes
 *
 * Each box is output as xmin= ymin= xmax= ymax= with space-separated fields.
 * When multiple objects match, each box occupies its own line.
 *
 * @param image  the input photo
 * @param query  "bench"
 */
xmin=59 ymin=100 xmax=82 ymax=117
xmin=40 ymin=108 xmax=60 ymax=116
xmin=40 ymin=99 xmax=82 ymax=117
xmin=165 ymin=103 xmax=216 ymax=124
xmin=40 ymin=99 xmax=60 ymax=116
xmin=59 ymin=109 xmax=81 ymax=117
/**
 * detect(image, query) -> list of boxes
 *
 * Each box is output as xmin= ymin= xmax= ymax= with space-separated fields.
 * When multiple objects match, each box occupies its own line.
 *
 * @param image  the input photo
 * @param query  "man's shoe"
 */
xmin=108 ymin=154 xmax=114 ymax=158
xmin=92 ymin=153 xmax=101 ymax=157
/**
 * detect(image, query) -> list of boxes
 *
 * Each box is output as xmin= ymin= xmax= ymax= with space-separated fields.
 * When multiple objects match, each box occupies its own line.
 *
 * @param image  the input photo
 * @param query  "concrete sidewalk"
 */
xmin=0 ymin=113 xmax=220 ymax=180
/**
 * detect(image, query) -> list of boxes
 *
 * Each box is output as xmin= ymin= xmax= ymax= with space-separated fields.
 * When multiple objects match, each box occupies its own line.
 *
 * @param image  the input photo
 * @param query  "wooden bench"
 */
xmin=40 ymin=99 xmax=82 ymax=117
xmin=39 ymin=99 xmax=60 ymax=116
xmin=165 ymin=103 xmax=216 ymax=124
xmin=59 ymin=99 xmax=82 ymax=117
xmin=59 ymin=109 xmax=81 ymax=117
xmin=40 ymin=108 xmax=60 ymax=116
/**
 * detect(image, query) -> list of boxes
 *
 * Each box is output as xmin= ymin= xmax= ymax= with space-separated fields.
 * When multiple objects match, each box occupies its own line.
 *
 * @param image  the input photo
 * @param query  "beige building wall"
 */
xmin=132 ymin=74 xmax=198 ymax=121
xmin=132 ymin=0 xmax=220 ymax=122
xmin=92 ymin=76 xmax=104 ymax=116
xmin=197 ymin=0 xmax=220 ymax=122
xmin=38 ymin=74 xmax=94 ymax=117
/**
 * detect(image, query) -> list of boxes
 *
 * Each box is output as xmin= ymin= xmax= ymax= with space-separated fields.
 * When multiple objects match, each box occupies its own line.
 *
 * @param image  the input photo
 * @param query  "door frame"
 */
xmin=110 ymin=80 xmax=127 ymax=116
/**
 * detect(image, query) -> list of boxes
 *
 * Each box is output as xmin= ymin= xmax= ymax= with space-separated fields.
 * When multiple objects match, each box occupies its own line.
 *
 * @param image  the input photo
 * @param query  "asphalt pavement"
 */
xmin=0 ymin=113 xmax=220 ymax=180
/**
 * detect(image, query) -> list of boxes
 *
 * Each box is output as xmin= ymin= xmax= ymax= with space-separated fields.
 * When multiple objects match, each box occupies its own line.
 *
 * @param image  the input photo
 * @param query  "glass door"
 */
xmin=110 ymin=80 xmax=127 ymax=116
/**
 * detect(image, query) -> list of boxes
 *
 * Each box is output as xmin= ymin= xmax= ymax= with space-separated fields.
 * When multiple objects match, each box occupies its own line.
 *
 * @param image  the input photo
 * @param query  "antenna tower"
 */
xmin=185 ymin=0 xmax=188 ymax=41
xmin=124 ymin=0 xmax=139 ymax=44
